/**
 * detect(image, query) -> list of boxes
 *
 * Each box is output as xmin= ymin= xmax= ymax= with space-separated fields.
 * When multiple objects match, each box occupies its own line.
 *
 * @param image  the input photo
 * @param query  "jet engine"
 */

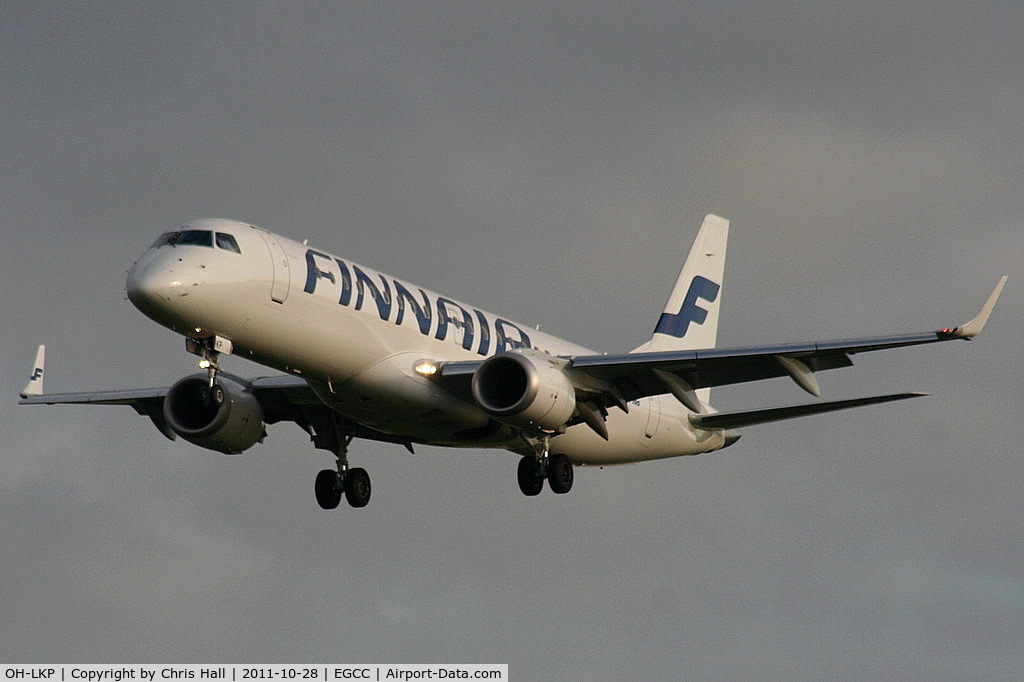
xmin=163 ymin=374 xmax=265 ymax=454
xmin=471 ymin=350 xmax=577 ymax=432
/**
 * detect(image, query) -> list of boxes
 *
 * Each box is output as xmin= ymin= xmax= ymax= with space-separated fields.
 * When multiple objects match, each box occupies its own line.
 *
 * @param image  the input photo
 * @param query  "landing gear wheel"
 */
xmin=517 ymin=456 xmax=544 ymax=496
xmin=315 ymin=469 xmax=342 ymax=510
xmin=344 ymin=467 xmax=372 ymax=508
xmin=547 ymin=453 xmax=574 ymax=494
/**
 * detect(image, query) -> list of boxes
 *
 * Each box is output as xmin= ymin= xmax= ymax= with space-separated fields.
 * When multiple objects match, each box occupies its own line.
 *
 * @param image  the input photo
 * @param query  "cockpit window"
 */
xmin=176 ymin=230 xmax=214 ymax=247
xmin=151 ymin=229 xmax=242 ymax=254
xmin=215 ymin=232 xmax=241 ymax=254
xmin=151 ymin=232 xmax=177 ymax=249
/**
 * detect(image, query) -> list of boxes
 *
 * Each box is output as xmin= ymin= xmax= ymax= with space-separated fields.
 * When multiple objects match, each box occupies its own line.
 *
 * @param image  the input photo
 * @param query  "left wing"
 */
xmin=567 ymin=276 xmax=1006 ymax=404
xmin=436 ymin=277 xmax=1006 ymax=417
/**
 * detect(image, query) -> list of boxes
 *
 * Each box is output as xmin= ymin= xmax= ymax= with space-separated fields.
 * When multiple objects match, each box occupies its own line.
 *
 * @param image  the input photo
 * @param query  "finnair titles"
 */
xmin=303 ymin=249 xmax=534 ymax=356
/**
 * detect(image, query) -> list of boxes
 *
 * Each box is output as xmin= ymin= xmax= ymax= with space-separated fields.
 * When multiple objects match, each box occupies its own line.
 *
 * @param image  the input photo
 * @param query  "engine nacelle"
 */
xmin=471 ymin=350 xmax=577 ymax=432
xmin=163 ymin=375 xmax=265 ymax=454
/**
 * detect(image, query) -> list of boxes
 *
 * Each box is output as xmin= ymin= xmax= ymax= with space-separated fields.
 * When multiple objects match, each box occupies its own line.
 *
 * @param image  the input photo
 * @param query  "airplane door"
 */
xmin=254 ymin=228 xmax=290 ymax=303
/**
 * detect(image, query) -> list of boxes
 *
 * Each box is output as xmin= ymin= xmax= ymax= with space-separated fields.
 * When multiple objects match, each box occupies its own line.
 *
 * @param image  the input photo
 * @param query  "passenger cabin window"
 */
xmin=151 ymin=230 xmax=242 ymax=254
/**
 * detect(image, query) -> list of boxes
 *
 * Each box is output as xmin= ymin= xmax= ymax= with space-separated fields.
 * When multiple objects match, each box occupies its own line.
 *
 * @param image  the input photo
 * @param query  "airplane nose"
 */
xmin=126 ymin=255 xmax=187 ymax=315
xmin=126 ymin=260 xmax=158 ymax=311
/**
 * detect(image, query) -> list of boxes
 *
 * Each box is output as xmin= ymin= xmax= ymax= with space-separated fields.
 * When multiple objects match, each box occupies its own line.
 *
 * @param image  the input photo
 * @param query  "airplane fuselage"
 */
xmin=126 ymin=218 xmax=725 ymax=464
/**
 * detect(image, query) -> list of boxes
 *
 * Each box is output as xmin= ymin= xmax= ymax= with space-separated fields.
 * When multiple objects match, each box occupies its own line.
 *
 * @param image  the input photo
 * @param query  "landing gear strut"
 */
xmin=186 ymin=336 xmax=231 ymax=388
xmin=516 ymin=436 xmax=573 ymax=497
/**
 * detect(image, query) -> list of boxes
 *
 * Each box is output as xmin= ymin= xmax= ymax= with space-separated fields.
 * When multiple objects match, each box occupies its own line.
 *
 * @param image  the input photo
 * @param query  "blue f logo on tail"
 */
xmin=654 ymin=276 xmax=720 ymax=338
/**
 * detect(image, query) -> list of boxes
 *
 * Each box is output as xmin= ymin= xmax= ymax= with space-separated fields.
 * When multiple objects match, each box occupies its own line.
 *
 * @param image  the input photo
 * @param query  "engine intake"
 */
xmin=163 ymin=375 xmax=265 ymax=454
xmin=471 ymin=350 xmax=577 ymax=432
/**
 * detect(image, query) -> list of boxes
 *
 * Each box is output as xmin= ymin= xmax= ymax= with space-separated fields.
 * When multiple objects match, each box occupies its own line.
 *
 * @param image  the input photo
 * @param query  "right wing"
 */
xmin=18 ymin=348 xmax=411 ymax=450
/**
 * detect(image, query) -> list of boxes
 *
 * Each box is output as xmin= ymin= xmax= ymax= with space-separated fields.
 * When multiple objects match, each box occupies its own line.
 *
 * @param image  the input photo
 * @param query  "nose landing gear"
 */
xmin=185 ymin=335 xmax=233 ymax=388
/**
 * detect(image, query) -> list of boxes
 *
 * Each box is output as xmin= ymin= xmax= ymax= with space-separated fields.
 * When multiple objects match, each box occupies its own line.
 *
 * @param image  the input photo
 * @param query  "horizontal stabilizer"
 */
xmin=690 ymin=392 xmax=926 ymax=430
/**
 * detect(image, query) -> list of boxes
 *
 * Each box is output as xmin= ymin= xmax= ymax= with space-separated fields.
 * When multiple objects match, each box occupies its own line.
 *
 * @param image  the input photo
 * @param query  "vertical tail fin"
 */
xmin=636 ymin=214 xmax=729 ymax=354
xmin=632 ymin=215 xmax=728 ymax=411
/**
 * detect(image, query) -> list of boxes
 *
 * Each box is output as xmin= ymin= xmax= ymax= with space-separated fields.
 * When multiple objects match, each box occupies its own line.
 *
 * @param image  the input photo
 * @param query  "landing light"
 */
xmin=199 ymin=359 xmax=212 ymax=369
xmin=414 ymin=360 xmax=439 ymax=377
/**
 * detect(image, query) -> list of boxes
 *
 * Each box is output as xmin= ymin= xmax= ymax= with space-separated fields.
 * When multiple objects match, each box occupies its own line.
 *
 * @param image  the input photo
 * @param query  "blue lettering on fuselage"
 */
xmin=304 ymin=250 xmax=335 ymax=291
xmin=302 ymin=248 xmax=530 ymax=356
xmin=394 ymin=281 xmax=432 ymax=334
xmin=494 ymin=318 xmax=530 ymax=354
xmin=474 ymin=309 xmax=491 ymax=355
xmin=304 ymin=250 xmax=352 ymax=305
xmin=654 ymin=275 xmax=720 ymax=338
xmin=436 ymin=297 xmax=475 ymax=351
xmin=353 ymin=266 xmax=392 ymax=321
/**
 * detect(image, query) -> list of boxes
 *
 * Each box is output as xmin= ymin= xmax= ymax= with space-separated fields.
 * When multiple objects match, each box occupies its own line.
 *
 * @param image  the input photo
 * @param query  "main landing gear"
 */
xmin=517 ymin=436 xmax=574 ymax=497
xmin=313 ymin=433 xmax=372 ymax=509
xmin=315 ymin=465 xmax=371 ymax=509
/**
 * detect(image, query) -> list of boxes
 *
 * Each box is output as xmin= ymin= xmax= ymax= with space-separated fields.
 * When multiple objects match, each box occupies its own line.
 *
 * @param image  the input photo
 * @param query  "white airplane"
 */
xmin=20 ymin=216 xmax=1006 ymax=509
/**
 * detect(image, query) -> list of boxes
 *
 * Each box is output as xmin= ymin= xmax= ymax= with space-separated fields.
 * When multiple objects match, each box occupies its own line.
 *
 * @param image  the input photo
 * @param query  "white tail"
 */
xmin=636 ymin=214 xmax=728 ymax=353
xmin=632 ymin=215 xmax=729 ymax=410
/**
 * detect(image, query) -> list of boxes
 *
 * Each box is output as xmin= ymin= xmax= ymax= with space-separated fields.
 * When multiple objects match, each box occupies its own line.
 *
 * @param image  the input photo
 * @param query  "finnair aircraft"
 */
xmin=20 ymin=216 xmax=1005 ymax=509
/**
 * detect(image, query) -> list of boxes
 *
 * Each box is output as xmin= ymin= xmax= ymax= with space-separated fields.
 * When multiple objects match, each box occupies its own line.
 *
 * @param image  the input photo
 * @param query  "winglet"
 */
xmin=944 ymin=276 xmax=1007 ymax=339
xmin=21 ymin=345 xmax=46 ymax=398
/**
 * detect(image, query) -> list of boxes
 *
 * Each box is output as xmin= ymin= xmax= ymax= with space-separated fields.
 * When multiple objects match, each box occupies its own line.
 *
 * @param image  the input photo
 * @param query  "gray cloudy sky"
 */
xmin=2 ymin=3 xmax=1022 ymax=678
